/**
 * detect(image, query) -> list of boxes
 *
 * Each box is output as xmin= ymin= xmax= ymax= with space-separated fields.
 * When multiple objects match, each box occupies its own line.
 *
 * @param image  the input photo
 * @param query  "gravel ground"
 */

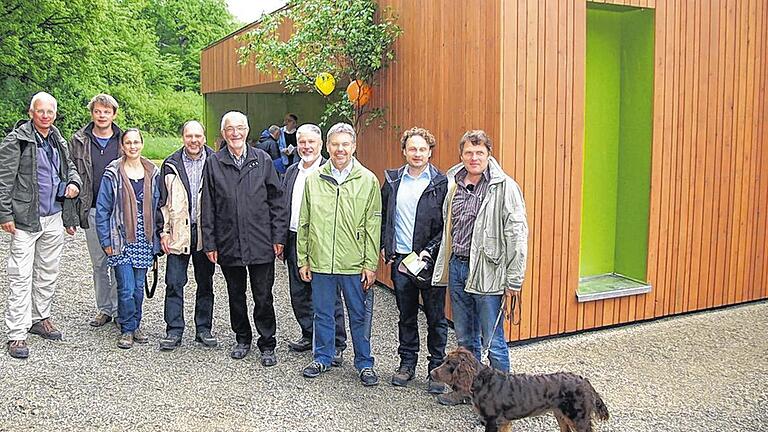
xmin=0 ymin=231 xmax=766 ymax=431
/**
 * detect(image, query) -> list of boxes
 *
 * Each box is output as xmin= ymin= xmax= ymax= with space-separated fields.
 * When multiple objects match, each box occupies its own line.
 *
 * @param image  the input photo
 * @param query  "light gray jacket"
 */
xmin=431 ymin=157 xmax=528 ymax=295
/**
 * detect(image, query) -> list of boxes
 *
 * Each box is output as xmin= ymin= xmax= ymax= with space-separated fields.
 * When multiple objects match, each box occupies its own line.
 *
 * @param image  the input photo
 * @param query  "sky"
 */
xmin=226 ymin=0 xmax=288 ymax=24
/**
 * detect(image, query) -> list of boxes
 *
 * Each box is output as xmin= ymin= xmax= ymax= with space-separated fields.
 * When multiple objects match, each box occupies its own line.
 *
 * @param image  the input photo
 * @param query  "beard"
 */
xmin=300 ymin=153 xmax=319 ymax=164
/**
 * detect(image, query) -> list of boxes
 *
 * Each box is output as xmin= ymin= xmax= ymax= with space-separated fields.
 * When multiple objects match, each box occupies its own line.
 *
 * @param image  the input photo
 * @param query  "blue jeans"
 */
xmin=448 ymin=255 xmax=510 ymax=372
xmin=311 ymin=273 xmax=374 ymax=370
xmin=114 ymin=264 xmax=148 ymax=333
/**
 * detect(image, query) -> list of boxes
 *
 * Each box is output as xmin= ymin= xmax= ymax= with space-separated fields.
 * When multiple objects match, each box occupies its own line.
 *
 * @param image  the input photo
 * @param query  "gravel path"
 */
xmin=0 ymin=231 xmax=766 ymax=431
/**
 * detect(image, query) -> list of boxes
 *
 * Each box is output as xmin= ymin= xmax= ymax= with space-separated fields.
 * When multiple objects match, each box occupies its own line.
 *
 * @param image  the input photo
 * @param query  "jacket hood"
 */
xmin=12 ymin=120 xmax=64 ymax=143
xmin=446 ymin=156 xmax=507 ymax=185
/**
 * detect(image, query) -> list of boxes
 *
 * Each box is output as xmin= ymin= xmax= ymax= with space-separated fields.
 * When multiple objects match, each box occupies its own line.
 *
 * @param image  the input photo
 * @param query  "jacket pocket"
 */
xmin=11 ymin=195 xmax=33 ymax=227
xmin=482 ymin=236 xmax=503 ymax=264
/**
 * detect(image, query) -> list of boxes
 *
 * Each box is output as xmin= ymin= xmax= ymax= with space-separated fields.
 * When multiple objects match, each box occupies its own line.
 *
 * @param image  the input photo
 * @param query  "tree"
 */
xmin=238 ymin=0 xmax=401 ymax=131
xmin=0 ymin=0 xmax=237 ymax=136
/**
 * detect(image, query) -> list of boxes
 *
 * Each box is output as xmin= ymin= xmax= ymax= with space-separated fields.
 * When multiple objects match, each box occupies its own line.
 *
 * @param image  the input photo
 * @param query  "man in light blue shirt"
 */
xmin=380 ymin=127 xmax=449 ymax=394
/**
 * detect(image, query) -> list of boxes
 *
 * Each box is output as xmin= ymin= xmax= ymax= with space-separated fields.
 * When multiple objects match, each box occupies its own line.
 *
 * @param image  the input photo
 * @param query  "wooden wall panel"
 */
xmin=200 ymin=0 xmax=768 ymax=342
xmin=499 ymin=0 xmax=767 ymax=341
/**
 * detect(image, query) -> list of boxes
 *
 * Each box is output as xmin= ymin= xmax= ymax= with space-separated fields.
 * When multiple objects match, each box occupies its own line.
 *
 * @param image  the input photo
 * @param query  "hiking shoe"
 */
xmin=391 ymin=365 xmax=415 ymax=387
xmin=359 ymin=367 xmax=380 ymax=387
xmin=117 ymin=332 xmax=134 ymax=349
xmin=29 ymin=318 xmax=62 ymax=340
xmin=159 ymin=334 xmax=182 ymax=351
xmin=303 ymin=361 xmax=329 ymax=378
xmin=261 ymin=349 xmax=277 ymax=367
xmin=195 ymin=331 xmax=218 ymax=348
xmin=230 ymin=343 xmax=251 ymax=360
xmin=427 ymin=377 xmax=448 ymax=394
xmin=133 ymin=329 xmax=149 ymax=344
xmin=89 ymin=313 xmax=113 ymax=327
xmin=7 ymin=340 xmax=29 ymax=359
xmin=436 ymin=391 xmax=471 ymax=406
xmin=331 ymin=348 xmax=344 ymax=367
xmin=288 ymin=336 xmax=312 ymax=352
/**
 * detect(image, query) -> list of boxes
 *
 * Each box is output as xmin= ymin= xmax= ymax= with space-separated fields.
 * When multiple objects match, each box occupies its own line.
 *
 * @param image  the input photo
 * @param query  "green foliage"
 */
xmin=0 ymin=0 xmax=236 ymax=136
xmin=143 ymin=135 xmax=181 ymax=160
xmin=238 ymin=0 xmax=401 ymax=131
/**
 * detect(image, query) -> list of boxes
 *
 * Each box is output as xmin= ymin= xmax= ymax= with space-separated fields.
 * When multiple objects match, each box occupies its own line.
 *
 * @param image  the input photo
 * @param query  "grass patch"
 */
xmin=143 ymin=136 xmax=180 ymax=161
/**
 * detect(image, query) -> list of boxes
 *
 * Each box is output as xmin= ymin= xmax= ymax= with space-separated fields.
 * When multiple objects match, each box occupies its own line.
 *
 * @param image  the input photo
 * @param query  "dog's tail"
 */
xmin=585 ymin=379 xmax=609 ymax=421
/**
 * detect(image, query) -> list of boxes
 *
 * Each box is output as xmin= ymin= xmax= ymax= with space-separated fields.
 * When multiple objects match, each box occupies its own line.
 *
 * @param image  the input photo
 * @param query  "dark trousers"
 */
xmin=220 ymin=262 xmax=277 ymax=352
xmin=163 ymin=227 xmax=216 ymax=337
xmin=285 ymin=231 xmax=347 ymax=349
xmin=391 ymin=254 xmax=448 ymax=372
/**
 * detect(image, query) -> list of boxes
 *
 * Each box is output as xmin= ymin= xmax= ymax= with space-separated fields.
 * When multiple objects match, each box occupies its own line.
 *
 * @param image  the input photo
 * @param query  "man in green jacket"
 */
xmin=0 ymin=92 xmax=81 ymax=359
xmin=297 ymin=122 xmax=382 ymax=386
xmin=431 ymin=129 xmax=528 ymax=404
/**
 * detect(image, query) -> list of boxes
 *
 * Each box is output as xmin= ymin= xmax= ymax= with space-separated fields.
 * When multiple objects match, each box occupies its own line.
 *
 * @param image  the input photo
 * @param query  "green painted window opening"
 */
xmin=578 ymin=4 xmax=655 ymax=303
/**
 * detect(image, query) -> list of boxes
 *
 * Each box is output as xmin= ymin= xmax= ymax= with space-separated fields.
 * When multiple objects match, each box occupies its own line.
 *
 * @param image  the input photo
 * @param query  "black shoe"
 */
xmin=436 ymin=391 xmax=471 ymax=406
xmin=391 ymin=365 xmax=415 ymax=387
xmin=288 ymin=336 xmax=312 ymax=352
xmin=261 ymin=349 xmax=277 ymax=367
xmin=195 ymin=331 xmax=218 ymax=348
xmin=331 ymin=348 xmax=344 ymax=367
xmin=159 ymin=334 xmax=182 ymax=351
xmin=230 ymin=343 xmax=251 ymax=360
xmin=359 ymin=367 xmax=380 ymax=387
xmin=427 ymin=377 xmax=448 ymax=394
xmin=303 ymin=360 xmax=329 ymax=378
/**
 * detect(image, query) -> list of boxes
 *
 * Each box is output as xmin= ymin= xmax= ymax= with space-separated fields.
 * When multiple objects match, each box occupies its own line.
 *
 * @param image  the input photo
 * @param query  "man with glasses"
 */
xmin=156 ymin=120 xmax=217 ymax=351
xmin=201 ymin=111 xmax=286 ymax=366
xmin=69 ymin=94 xmax=123 ymax=328
xmin=297 ymin=122 xmax=382 ymax=386
xmin=0 ymin=92 xmax=81 ymax=358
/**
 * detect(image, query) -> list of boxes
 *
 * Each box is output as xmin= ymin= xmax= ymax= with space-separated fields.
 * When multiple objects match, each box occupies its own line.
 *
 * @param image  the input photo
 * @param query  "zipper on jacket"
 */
xmin=330 ymin=186 xmax=340 ymax=274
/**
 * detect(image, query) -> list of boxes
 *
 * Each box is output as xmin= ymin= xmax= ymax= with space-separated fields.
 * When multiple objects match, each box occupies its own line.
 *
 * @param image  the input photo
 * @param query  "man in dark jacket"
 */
xmin=0 ymin=92 xmax=81 ymax=359
xmin=282 ymin=123 xmax=347 ymax=364
xmin=201 ymin=111 xmax=287 ymax=366
xmin=256 ymin=125 xmax=281 ymax=162
xmin=380 ymin=127 xmax=448 ymax=394
xmin=156 ymin=120 xmax=217 ymax=351
xmin=69 ymin=94 xmax=122 ymax=327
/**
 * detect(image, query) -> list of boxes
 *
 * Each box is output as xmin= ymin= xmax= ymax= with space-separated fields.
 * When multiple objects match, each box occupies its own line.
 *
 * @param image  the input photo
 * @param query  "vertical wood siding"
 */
xmin=200 ymin=0 xmax=768 ymax=341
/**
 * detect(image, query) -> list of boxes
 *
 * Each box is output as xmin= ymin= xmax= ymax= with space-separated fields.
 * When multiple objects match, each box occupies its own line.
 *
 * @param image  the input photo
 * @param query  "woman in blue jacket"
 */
xmin=95 ymin=128 xmax=160 ymax=349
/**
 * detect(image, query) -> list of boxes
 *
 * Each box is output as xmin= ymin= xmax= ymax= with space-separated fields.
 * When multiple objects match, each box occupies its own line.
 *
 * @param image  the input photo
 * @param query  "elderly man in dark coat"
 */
xmin=201 ymin=111 xmax=287 ymax=366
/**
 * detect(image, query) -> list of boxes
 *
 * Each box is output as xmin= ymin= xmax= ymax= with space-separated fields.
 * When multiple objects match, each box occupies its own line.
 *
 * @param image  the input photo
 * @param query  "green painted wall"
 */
xmin=203 ymin=92 xmax=327 ymax=147
xmin=615 ymin=9 xmax=654 ymax=281
xmin=580 ymin=5 xmax=654 ymax=280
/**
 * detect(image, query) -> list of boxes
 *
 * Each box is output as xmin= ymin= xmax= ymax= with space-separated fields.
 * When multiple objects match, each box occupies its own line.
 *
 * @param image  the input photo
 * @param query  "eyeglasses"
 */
xmin=34 ymin=109 xmax=56 ymax=116
xmin=224 ymin=126 xmax=248 ymax=134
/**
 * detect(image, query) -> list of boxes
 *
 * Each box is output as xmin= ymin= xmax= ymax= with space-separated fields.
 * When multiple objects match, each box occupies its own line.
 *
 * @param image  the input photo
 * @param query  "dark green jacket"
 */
xmin=0 ymin=121 xmax=81 ymax=232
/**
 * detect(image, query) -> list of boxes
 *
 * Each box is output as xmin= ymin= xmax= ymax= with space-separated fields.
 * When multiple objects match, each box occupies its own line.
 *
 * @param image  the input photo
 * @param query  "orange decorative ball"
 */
xmin=346 ymin=80 xmax=372 ymax=107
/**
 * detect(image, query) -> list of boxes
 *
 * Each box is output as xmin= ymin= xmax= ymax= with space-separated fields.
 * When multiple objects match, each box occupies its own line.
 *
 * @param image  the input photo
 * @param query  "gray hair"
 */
xmin=29 ymin=92 xmax=57 ymax=112
xmin=326 ymin=122 xmax=356 ymax=144
xmin=297 ymin=124 xmax=322 ymax=141
xmin=87 ymin=93 xmax=119 ymax=114
xmin=220 ymin=111 xmax=249 ymax=131
xmin=268 ymin=125 xmax=280 ymax=135
xmin=181 ymin=120 xmax=205 ymax=136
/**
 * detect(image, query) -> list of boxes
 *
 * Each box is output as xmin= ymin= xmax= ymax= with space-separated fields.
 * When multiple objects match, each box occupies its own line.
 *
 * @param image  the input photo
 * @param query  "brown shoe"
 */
xmin=28 ymin=318 xmax=62 ymax=340
xmin=133 ymin=329 xmax=149 ymax=344
xmin=117 ymin=332 xmax=134 ymax=349
xmin=89 ymin=313 xmax=113 ymax=327
xmin=436 ymin=390 xmax=471 ymax=406
xmin=7 ymin=340 xmax=29 ymax=359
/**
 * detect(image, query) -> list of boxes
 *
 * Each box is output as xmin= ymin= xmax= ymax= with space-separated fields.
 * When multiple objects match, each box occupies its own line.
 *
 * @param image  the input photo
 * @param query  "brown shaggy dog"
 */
xmin=430 ymin=348 xmax=609 ymax=432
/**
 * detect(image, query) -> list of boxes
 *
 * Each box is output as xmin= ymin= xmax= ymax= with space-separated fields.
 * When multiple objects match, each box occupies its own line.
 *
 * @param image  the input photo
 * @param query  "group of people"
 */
xmin=1 ymin=91 xmax=528 ymax=405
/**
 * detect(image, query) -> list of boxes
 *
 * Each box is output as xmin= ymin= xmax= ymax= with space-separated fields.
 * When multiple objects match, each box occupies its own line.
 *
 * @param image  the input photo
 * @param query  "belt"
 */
xmin=453 ymin=254 xmax=470 ymax=262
